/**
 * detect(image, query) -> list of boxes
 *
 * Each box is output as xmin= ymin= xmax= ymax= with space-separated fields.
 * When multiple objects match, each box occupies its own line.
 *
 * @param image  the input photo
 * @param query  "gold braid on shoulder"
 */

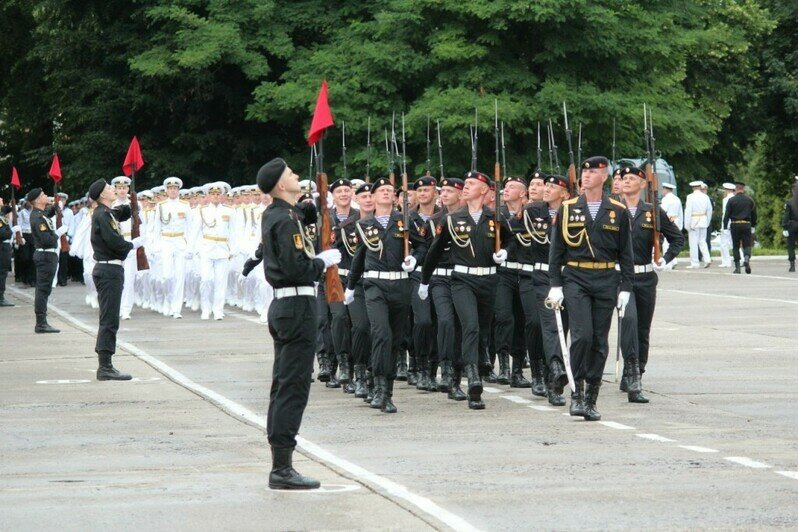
xmin=561 ymin=202 xmax=595 ymax=258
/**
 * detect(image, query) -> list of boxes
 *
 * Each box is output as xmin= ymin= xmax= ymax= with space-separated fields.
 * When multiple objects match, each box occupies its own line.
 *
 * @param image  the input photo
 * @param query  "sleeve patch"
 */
xmin=293 ymin=234 xmax=303 ymax=250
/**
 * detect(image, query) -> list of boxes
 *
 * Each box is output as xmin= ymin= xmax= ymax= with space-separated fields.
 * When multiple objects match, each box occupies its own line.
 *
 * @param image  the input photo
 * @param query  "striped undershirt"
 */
xmin=628 ymin=206 xmax=637 ymax=218
xmin=375 ymin=215 xmax=390 ymax=228
xmin=587 ymin=201 xmax=601 ymax=219
xmin=419 ymin=213 xmax=430 ymax=222
xmin=336 ymin=212 xmax=348 ymax=222
xmin=470 ymin=211 xmax=481 ymax=224
xmin=548 ymin=208 xmax=557 ymax=218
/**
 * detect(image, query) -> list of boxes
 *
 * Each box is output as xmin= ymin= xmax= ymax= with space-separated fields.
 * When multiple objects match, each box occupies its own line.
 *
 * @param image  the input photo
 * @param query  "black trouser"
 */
xmin=267 ymin=295 xmax=316 ymax=448
xmin=57 ymin=250 xmax=69 ymax=285
xmin=315 ymin=283 xmax=334 ymax=357
xmin=93 ymin=263 xmax=124 ymax=355
xmin=410 ymin=276 xmax=434 ymax=365
xmin=69 ymin=255 xmax=84 ymax=282
xmin=619 ymin=272 xmax=658 ymax=374
xmin=33 ymin=251 xmax=58 ymax=317
xmin=348 ymin=282 xmax=371 ymax=367
xmin=730 ymin=222 xmax=752 ymax=265
xmin=364 ymin=278 xmax=410 ymax=380
xmin=451 ymin=273 xmax=498 ymax=367
xmin=561 ymin=267 xmax=618 ymax=383
xmin=430 ymin=275 xmax=462 ymax=369
xmin=0 ymin=242 xmax=11 ymax=298
xmin=519 ymin=271 xmax=568 ymax=368
xmin=788 ymin=226 xmax=798 ymax=262
xmin=329 ymin=291 xmax=351 ymax=366
xmin=494 ymin=270 xmax=525 ymax=364
xmin=18 ymin=236 xmax=35 ymax=285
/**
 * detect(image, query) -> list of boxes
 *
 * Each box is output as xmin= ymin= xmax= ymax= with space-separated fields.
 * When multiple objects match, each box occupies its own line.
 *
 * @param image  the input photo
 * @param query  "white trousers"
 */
xmin=120 ymin=251 xmax=136 ymax=316
xmin=200 ymin=257 xmax=229 ymax=316
xmin=688 ymin=228 xmax=710 ymax=265
xmin=160 ymin=245 xmax=186 ymax=315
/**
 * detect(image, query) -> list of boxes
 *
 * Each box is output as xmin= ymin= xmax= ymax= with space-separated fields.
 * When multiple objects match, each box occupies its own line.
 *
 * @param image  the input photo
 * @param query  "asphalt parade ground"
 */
xmin=2 ymin=259 xmax=797 ymax=531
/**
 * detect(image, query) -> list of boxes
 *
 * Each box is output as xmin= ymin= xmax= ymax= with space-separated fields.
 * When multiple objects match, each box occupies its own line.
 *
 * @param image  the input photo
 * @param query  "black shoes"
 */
xmin=34 ymin=314 xmax=60 ymax=333
xmin=569 ymin=380 xmax=586 ymax=417
xmin=530 ymin=357 xmax=547 ymax=396
xmin=448 ymin=369 xmax=467 ymax=401
xmin=438 ymin=361 xmax=453 ymax=393
xmin=396 ymin=357 xmax=409 ymax=381
xmin=0 ymin=298 xmax=14 ymax=307
xmin=549 ymin=359 xmax=568 ymax=395
xmin=733 ymin=264 xmax=741 ymax=274
xmin=582 ymin=381 xmax=602 ymax=421
xmin=465 ymin=364 xmax=484 ymax=410
xmin=625 ymin=356 xmax=649 ymax=404
xmin=96 ymin=353 xmax=132 ymax=381
xmin=353 ymin=364 xmax=368 ymax=398
xmin=317 ymin=353 xmax=331 ymax=382
xmin=744 ymin=259 xmax=751 ymax=274
xmin=382 ymin=379 xmax=397 ymax=414
xmin=370 ymin=376 xmax=386 ymax=409
xmin=789 ymin=260 xmax=795 ymax=272
xmin=269 ymin=446 xmax=320 ymax=490
xmin=510 ymin=369 xmax=531 ymax=388
xmin=497 ymin=354 xmax=511 ymax=384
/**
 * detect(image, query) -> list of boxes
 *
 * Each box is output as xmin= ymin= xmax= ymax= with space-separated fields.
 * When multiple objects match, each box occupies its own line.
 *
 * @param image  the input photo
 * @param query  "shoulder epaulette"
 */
xmin=609 ymin=198 xmax=626 ymax=209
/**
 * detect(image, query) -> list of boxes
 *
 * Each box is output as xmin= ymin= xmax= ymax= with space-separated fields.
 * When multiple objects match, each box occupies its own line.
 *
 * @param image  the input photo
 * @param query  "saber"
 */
xmin=615 ymin=309 xmax=622 ymax=383
xmin=545 ymin=299 xmax=576 ymax=392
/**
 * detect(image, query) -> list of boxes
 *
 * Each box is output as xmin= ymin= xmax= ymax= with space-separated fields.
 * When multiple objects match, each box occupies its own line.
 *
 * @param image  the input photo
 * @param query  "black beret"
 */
xmin=619 ymin=166 xmax=645 ymax=179
xmin=355 ymin=183 xmax=373 ymax=195
xmin=546 ymin=175 xmax=570 ymax=191
xmin=582 ymin=156 xmax=611 ymax=169
xmin=297 ymin=192 xmax=314 ymax=203
xmin=26 ymin=188 xmax=43 ymax=203
xmin=256 ymin=158 xmax=286 ymax=194
xmin=372 ymin=177 xmax=393 ymax=193
xmin=464 ymin=171 xmax=491 ymax=186
xmin=330 ymin=178 xmax=352 ymax=191
xmin=413 ymin=176 xmax=437 ymax=190
xmin=528 ymin=171 xmax=547 ymax=182
xmin=613 ymin=167 xmax=622 ymax=178
xmin=440 ymin=178 xmax=464 ymax=190
xmin=503 ymin=175 xmax=527 ymax=187
xmin=88 ymin=179 xmax=107 ymax=201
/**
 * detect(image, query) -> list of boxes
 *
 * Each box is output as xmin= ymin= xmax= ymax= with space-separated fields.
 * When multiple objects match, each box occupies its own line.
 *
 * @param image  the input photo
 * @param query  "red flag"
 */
xmin=307 ymin=80 xmax=335 ymax=146
xmin=10 ymin=166 xmax=21 ymax=189
xmin=49 ymin=153 xmax=62 ymax=183
xmin=123 ymin=136 xmax=145 ymax=176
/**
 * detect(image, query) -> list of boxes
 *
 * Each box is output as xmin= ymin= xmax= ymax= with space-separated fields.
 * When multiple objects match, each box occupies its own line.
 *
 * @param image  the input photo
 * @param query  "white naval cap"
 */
xmin=163 ymin=176 xmax=183 ymax=188
xmin=662 ymin=182 xmax=676 ymax=190
xmin=151 ymin=185 xmax=165 ymax=194
xmin=350 ymin=178 xmax=365 ymax=190
xmin=139 ymin=190 xmax=154 ymax=199
xmin=111 ymin=175 xmax=131 ymax=187
xmin=298 ymin=179 xmax=317 ymax=192
xmin=722 ymin=182 xmax=735 ymax=191
xmin=202 ymin=181 xmax=231 ymax=195
xmin=689 ymin=180 xmax=704 ymax=187
xmin=179 ymin=189 xmax=190 ymax=197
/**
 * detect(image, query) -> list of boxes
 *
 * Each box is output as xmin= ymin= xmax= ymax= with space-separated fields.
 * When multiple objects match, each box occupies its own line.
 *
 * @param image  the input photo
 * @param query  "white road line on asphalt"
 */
xmin=678 ymin=445 xmax=719 ymax=453
xmin=776 ymin=471 xmax=798 ymax=481
xmin=636 ymin=433 xmax=676 ymax=443
xmin=660 ymin=288 xmax=798 ymax=306
xmin=724 ymin=457 xmax=771 ymax=469
xmin=528 ymin=405 xmax=558 ymax=412
xmin=598 ymin=421 xmax=634 ymax=430
xmin=501 ymin=395 xmax=531 ymax=404
xmin=8 ymin=286 xmax=480 ymax=532
xmin=482 ymin=387 xmax=502 ymax=394
xmin=669 ymin=269 xmax=797 ymax=282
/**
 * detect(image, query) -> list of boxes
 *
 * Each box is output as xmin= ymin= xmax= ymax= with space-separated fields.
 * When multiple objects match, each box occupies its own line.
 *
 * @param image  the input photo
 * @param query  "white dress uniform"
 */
xmin=252 ymin=197 xmax=273 ymax=322
xmin=683 ymin=182 xmax=713 ymax=268
xmin=150 ymin=177 xmax=192 ymax=318
xmin=193 ymin=182 xmax=236 ymax=320
xmin=719 ymin=185 xmax=736 ymax=267
xmin=111 ymin=176 xmax=137 ymax=319
xmin=71 ymin=206 xmax=98 ymax=308
xmin=659 ymin=185 xmax=683 ymax=267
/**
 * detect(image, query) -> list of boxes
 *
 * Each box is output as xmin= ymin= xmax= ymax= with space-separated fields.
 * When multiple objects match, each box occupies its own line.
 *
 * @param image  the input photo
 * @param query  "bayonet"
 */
xmin=563 ymin=102 xmax=577 ymax=192
xmin=341 ymin=121 xmax=348 ymax=181
xmin=366 ymin=116 xmax=371 ymax=183
xmin=437 ymin=119 xmax=445 ymax=179
xmin=501 ymin=121 xmax=507 ymax=179
xmin=536 ymin=121 xmax=542 ymax=171
xmin=401 ymin=113 xmax=410 ymax=257
xmin=425 ymin=115 xmax=431 ymax=176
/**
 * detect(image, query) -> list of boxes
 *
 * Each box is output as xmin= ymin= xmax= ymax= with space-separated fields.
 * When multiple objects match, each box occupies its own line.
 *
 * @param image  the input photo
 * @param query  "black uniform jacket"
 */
xmin=331 ymin=207 xmax=360 ymax=271
xmin=261 ymin=198 xmax=325 ymax=289
xmin=549 ymin=194 xmax=634 ymax=292
xmin=723 ymin=193 xmax=757 ymax=228
xmin=783 ymin=200 xmax=798 ymax=231
xmin=91 ymin=203 xmax=134 ymax=262
xmin=627 ymin=201 xmax=684 ymax=265
xmin=30 ymin=206 xmax=58 ymax=249
xmin=0 ymin=211 xmax=12 ymax=242
xmin=514 ymin=201 xmax=554 ymax=266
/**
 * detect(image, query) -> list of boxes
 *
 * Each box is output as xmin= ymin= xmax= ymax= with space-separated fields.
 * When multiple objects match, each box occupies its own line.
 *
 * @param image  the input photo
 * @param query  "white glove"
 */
xmin=617 ymin=291 xmax=631 ymax=317
xmin=652 ymin=257 xmax=667 ymax=272
xmin=418 ymin=283 xmax=429 ymax=300
xmin=12 ymin=225 xmax=21 ymax=234
xmin=317 ymin=248 xmax=342 ymax=269
xmin=547 ymin=286 xmax=564 ymax=307
xmin=751 ymin=227 xmax=756 ymax=234
xmin=492 ymin=249 xmax=508 ymax=265
xmin=343 ymin=288 xmax=355 ymax=305
xmin=55 ymin=225 xmax=69 ymax=237
xmin=131 ymin=236 xmax=145 ymax=249
xmin=402 ymin=255 xmax=417 ymax=272
xmin=784 ymin=230 xmax=790 ymax=238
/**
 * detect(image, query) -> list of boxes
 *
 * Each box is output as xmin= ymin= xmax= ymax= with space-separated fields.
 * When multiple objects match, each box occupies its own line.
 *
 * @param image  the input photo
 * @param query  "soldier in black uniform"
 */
xmin=0 ymin=200 xmax=16 ymax=306
xmin=617 ymin=166 xmax=684 ymax=402
xmin=723 ymin=182 xmax=757 ymax=274
xmin=87 ymin=179 xmax=145 ymax=381
xmin=782 ymin=180 xmax=798 ymax=272
xmin=420 ymin=171 xmax=511 ymax=410
xmin=28 ymin=188 xmax=66 ymax=333
xmin=257 ymin=158 xmax=341 ymax=490
xmin=548 ymin=156 xmax=634 ymax=421
xmin=345 ymin=177 xmax=428 ymax=414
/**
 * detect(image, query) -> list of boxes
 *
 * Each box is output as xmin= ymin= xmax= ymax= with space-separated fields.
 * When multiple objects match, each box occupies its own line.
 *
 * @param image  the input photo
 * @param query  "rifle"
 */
xmin=128 ymin=161 xmax=149 ymax=270
xmin=341 ymin=121 xmax=348 ymax=181
xmin=52 ymin=182 xmax=70 ymax=253
xmin=425 ymin=115 xmax=432 ymax=177
xmin=545 ymin=120 xmax=554 ymax=172
xmin=471 ymin=107 xmax=478 ymax=172
xmin=493 ymin=100 xmax=501 ymax=253
xmin=577 ymin=122 xmax=583 ymax=183
xmin=644 ymin=104 xmax=663 ymax=262
xmin=501 ymin=121 xmax=507 ymax=179
xmin=562 ymin=102 xmax=578 ymax=194
xmin=400 ymin=113 xmax=410 ymax=257
xmin=365 ymin=117 xmax=371 ymax=183
xmin=9 ymin=185 xmax=23 ymax=247
xmin=611 ymin=118 xmax=617 ymax=167
xmin=536 ymin=122 xmax=543 ymax=171
xmin=315 ymin=133 xmax=344 ymax=303
xmin=549 ymin=118 xmax=561 ymax=173
xmin=436 ymin=119 xmax=445 ymax=179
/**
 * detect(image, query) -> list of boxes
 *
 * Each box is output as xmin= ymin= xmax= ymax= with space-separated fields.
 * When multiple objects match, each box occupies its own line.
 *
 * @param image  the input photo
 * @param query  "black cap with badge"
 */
xmin=256 ymin=158 xmax=287 ymax=194
xmin=582 ymin=156 xmax=611 ymax=169
xmin=88 ymin=179 xmax=107 ymax=201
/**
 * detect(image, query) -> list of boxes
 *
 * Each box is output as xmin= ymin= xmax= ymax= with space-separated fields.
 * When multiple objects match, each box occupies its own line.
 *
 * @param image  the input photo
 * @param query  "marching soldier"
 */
xmin=0 ymin=199 xmax=17 ymax=306
xmin=420 ymin=171 xmax=511 ymax=410
xmin=783 ymin=179 xmax=798 ymax=272
xmin=684 ymin=180 xmax=712 ymax=269
xmin=344 ymin=177 xmax=429 ymax=413
xmin=719 ymin=183 xmax=736 ymax=268
xmin=723 ymin=182 xmax=757 ymax=274
xmin=194 ymin=182 xmax=236 ymax=320
xmin=255 ymin=158 xmax=340 ymax=490
xmin=548 ymin=156 xmax=634 ymax=421
xmin=659 ymin=182 xmax=683 ymax=268
xmin=110 ymin=176 xmax=136 ymax=320
xmin=28 ymin=188 xmax=67 ymax=333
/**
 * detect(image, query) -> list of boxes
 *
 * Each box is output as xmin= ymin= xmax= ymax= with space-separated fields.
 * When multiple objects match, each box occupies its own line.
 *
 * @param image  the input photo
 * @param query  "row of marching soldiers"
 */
xmin=69 ymin=176 xmax=274 ymax=322
xmin=305 ymin=156 xmax=684 ymax=419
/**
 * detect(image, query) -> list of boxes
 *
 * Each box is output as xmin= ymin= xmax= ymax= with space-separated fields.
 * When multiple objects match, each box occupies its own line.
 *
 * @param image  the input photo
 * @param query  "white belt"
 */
xmin=337 ymin=268 xmax=350 ymax=276
xmin=453 ymin=265 xmax=496 ymax=276
xmin=35 ymin=248 xmax=58 ymax=253
xmin=520 ymin=262 xmax=549 ymax=272
xmin=635 ymin=264 xmax=654 ymax=274
xmin=432 ymin=268 xmax=453 ymax=277
xmin=500 ymin=261 xmax=523 ymax=270
xmin=363 ymin=271 xmax=408 ymax=280
xmin=96 ymin=259 xmax=123 ymax=266
xmin=1 ymin=239 xmax=11 ymax=244
xmin=274 ymin=286 xmax=316 ymax=299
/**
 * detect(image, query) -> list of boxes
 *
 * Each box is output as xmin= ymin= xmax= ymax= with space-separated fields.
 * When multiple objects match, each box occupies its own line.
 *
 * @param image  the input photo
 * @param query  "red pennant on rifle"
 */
xmin=49 ymin=153 xmax=62 ymax=183
xmin=10 ymin=166 xmax=21 ymax=189
xmin=307 ymin=80 xmax=335 ymax=146
xmin=123 ymin=136 xmax=145 ymax=176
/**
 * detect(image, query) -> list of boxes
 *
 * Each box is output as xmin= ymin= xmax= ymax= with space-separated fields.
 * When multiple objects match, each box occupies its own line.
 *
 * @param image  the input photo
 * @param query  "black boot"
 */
xmin=448 ymin=368 xmax=467 ymax=401
xmin=34 ymin=314 xmax=60 ymax=333
xmin=416 ymin=356 xmax=430 ymax=391
xmin=96 ymin=352 xmax=132 ymax=381
xmin=317 ymin=352 xmax=331 ymax=382
xmin=427 ymin=361 xmax=439 ymax=391
xmin=569 ymin=380 xmax=586 ymax=417
xmin=382 ymin=379 xmax=397 ymax=413
xmin=364 ymin=370 xmax=374 ymax=403
xmin=370 ymin=376 xmax=386 ymax=409
xmin=338 ymin=354 xmax=351 ymax=384
xmin=0 ymin=297 xmax=14 ymax=307
xmin=269 ymin=446 xmax=320 ymax=490
xmin=396 ymin=354 xmax=408 ymax=382
xmin=530 ymin=357 xmax=547 ymax=397
xmin=465 ymin=364 xmax=484 ymax=410
xmin=744 ymin=254 xmax=751 ymax=274
xmin=626 ymin=357 xmax=649 ymax=404
xmin=438 ymin=361 xmax=453 ymax=393
xmin=325 ymin=372 xmax=341 ymax=389
xmin=353 ymin=364 xmax=368 ymax=398
xmin=789 ymin=260 xmax=795 ymax=272
xmin=619 ymin=363 xmax=628 ymax=392
xmin=733 ymin=262 xmax=741 ymax=274
xmin=546 ymin=380 xmax=566 ymax=406
xmin=497 ymin=353 xmax=511 ymax=385
xmin=510 ymin=369 xmax=531 ymax=388
xmin=583 ymin=381 xmax=602 ymax=421
xmin=549 ymin=358 xmax=568 ymax=395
